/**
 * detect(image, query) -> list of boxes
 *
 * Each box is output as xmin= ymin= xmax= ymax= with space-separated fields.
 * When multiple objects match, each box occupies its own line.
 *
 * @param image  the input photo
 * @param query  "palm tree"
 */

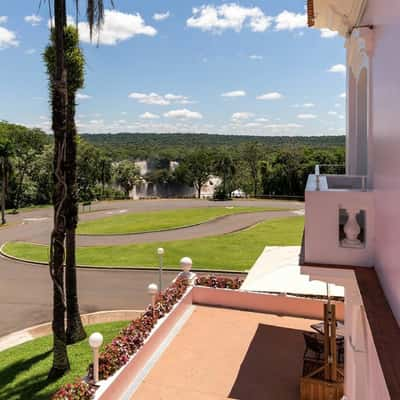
xmin=45 ymin=25 xmax=87 ymax=345
xmin=0 ymin=138 xmax=13 ymax=225
xmin=48 ymin=0 xmax=110 ymax=379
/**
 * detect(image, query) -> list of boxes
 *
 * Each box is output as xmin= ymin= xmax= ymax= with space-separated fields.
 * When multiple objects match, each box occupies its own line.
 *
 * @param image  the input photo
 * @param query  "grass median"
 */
xmin=0 ymin=321 xmax=128 ymax=400
xmin=4 ymin=216 xmax=304 ymax=271
xmin=77 ymin=206 xmax=291 ymax=235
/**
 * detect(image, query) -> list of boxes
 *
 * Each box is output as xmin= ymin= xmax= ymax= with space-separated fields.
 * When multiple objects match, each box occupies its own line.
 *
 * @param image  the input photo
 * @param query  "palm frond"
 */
xmin=86 ymin=0 xmax=105 ymax=41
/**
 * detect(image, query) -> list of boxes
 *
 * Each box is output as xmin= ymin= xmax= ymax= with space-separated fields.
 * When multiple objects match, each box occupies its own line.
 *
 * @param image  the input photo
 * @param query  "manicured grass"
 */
xmin=5 ymin=216 xmax=304 ymax=271
xmin=77 ymin=206 xmax=290 ymax=235
xmin=0 ymin=321 xmax=128 ymax=400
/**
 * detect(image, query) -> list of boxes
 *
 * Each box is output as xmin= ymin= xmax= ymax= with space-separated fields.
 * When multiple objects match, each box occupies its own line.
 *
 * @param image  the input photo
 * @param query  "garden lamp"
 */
xmin=157 ymin=247 xmax=165 ymax=292
xmin=89 ymin=332 xmax=103 ymax=383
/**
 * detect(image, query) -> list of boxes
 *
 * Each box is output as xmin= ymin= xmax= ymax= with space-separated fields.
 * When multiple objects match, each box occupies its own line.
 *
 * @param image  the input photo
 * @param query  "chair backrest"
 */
xmin=303 ymin=332 xmax=324 ymax=354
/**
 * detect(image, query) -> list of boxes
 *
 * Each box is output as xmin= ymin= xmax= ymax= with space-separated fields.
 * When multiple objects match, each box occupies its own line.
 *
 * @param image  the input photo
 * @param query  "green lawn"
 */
xmin=4 ymin=216 xmax=304 ymax=271
xmin=0 ymin=321 xmax=128 ymax=400
xmin=77 ymin=206 xmax=290 ymax=235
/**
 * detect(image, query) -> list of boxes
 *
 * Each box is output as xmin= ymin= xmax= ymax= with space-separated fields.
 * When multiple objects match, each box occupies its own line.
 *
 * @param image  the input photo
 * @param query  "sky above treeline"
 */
xmin=0 ymin=1 xmax=346 ymax=136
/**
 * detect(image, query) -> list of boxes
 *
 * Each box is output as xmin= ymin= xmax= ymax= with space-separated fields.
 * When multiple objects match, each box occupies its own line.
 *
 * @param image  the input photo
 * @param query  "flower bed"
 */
xmin=52 ymin=279 xmax=189 ymax=400
xmin=195 ymin=275 xmax=244 ymax=290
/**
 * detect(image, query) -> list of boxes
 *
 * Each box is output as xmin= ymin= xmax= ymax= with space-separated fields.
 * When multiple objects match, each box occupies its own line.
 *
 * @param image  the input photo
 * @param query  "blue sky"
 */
xmin=0 ymin=1 xmax=346 ymax=136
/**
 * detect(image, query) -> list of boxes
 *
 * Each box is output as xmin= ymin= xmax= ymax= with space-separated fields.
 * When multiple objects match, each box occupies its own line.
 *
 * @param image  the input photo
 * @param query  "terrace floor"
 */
xmin=131 ymin=305 xmax=319 ymax=399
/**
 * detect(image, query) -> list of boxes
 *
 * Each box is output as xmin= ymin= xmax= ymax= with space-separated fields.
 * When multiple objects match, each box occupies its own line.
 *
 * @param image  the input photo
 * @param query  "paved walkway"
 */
xmin=132 ymin=305 xmax=316 ymax=400
xmin=28 ymin=210 xmax=296 ymax=246
xmin=0 ymin=199 xmax=303 ymax=336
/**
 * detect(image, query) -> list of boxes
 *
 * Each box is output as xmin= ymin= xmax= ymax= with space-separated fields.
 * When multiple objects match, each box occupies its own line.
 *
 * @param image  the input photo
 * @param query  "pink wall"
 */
xmin=305 ymin=188 xmax=374 ymax=267
xmin=362 ymin=0 xmax=400 ymax=325
xmin=193 ymin=286 xmax=345 ymax=321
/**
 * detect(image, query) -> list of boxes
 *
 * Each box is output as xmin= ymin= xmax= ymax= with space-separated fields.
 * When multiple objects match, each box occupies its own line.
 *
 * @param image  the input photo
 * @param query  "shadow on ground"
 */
xmin=229 ymin=324 xmax=305 ymax=400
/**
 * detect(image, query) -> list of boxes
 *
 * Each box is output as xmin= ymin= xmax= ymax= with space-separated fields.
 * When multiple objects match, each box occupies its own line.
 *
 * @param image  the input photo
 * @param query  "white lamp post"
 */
xmin=89 ymin=332 xmax=103 ymax=383
xmin=157 ymin=247 xmax=165 ymax=293
xmin=179 ymin=256 xmax=196 ymax=283
xmin=148 ymin=283 xmax=158 ymax=319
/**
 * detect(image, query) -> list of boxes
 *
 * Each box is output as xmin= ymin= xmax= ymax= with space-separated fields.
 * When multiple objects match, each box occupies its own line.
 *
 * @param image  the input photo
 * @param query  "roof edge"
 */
xmin=307 ymin=0 xmax=315 ymax=27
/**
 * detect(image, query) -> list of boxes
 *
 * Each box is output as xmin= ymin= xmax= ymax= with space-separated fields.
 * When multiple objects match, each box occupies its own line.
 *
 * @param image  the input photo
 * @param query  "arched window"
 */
xmin=356 ymin=68 xmax=368 ymax=176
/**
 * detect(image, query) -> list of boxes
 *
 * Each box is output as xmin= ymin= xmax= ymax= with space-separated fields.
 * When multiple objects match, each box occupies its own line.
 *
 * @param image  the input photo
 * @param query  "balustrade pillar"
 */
xmin=341 ymin=208 xmax=363 ymax=248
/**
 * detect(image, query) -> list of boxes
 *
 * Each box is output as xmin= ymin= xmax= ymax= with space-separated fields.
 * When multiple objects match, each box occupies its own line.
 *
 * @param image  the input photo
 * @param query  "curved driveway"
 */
xmin=0 ymin=199 xmax=303 ymax=336
xmin=30 ymin=210 xmax=297 ymax=246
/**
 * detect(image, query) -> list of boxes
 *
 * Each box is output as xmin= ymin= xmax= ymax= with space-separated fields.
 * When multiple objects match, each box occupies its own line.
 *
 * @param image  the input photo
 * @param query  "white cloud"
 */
xmin=129 ymin=92 xmax=169 ymax=105
xmin=266 ymin=123 xmax=302 ymax=129
xmin=0 ymin=26 xmax=18 ymax=49
xmin=249 ymin=54 xmax=263 ymax=60
xmin=164 ymin=109 xmax=203 ymax=119
xmin=129 ymin=92 xmax=193 ymax=106
xmin=274 ymin=10 xmax=307 ymax=31
xmin=232 ymin=112 xmax=254 ymax=120
xmin=221 ymin=90 xmax=246 ymax=97
xmin=328 ymin=64 xmax=346 ymax=73
xmin=24 ymin=14 xmax=42 ymax=26
xmin=140 ymin=112 xmax=160 ymax=119
xmin=255 ymin=117 xmax=269 ymax=122
xmin=256 ymin=92 xmax=283 ymax=100
xmin=0 ymin=16 xmax=8 ymax=24
xmin=153 ymin=11 xmax=170 ymax=21
xmin=339 ymin=92 xmax=346 ymax=98
xmin=77 ymin=10 xmax=157 ymax=45
xmin=89 ymin=119 xmax=104 ymax=124
xmin=25 ymin=48 xmax=36 ymax=55
xmin=186 ymin=4 xmax=272 ymax=33
xmin=328 ymin=111 xmax=338 ymax=115
xmin=76 ymin=93 xmax=92 ymax=100
xmin=303 ymin=103 xmax=315 ymax=108
xmin=245 ymin=122 xmax=261 ymax=127
xmin=297 ymin=113 xmax=317 ymax=119
xmin=320 ymin=28 xmax=338 ymax=38
xmin=164 ymin=93 xmax=192 ymax=103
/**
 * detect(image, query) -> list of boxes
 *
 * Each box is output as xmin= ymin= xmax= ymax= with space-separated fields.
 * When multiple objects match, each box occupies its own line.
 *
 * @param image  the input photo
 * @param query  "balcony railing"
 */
xmin=311 ymin=165 xmax=367 ymax=192
xmin=304 ymin=166 xmax=374 ymax=267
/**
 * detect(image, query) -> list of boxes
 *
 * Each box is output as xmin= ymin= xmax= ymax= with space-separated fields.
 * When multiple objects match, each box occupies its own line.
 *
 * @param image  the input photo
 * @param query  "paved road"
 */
xmin=30 ymin=210 xmax=297 ymax=246
xmin=0 ymin=199 xmax=303 ymax=336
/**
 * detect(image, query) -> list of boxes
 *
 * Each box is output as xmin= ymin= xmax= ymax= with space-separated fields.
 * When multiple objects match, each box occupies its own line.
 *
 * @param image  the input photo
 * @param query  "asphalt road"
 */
xmin=0 ymin=199 xmax=303 ymax=336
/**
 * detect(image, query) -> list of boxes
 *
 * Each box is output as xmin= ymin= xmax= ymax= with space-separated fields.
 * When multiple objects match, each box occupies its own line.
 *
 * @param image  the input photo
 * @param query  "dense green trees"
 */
xmin=179 ymin=148 xmax=213 ymax=198
xmin=0 ymin=121 xmax=345 ymax=206
xmin=113 ymin=160 xmax=141 ymax=197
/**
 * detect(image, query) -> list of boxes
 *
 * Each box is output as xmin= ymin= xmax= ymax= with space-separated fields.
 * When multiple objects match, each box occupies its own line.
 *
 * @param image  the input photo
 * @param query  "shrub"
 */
xmin=52 ymin=278 xmax=189 ymax=399
xmin=52 ymin=380 xmax=96 ymax=400
xmin=195 ymin=275 xmax=244 ymax=290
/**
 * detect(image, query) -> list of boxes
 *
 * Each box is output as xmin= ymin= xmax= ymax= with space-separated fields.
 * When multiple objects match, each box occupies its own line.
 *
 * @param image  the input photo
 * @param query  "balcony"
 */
xmin=303 ymin=166 xmax=374 ymax=267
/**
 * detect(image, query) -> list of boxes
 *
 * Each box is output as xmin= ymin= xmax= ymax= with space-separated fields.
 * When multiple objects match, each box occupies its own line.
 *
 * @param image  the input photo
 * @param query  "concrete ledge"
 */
xmin=192 ymin=286 xmax=344 ymax=321
xmin=0 ymin=309 xmax=142 ymax=352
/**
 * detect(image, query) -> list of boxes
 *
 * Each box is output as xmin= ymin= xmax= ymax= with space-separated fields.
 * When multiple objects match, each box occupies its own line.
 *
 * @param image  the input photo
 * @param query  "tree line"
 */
xmin=0 ymin=120 xmax=345 ymax=215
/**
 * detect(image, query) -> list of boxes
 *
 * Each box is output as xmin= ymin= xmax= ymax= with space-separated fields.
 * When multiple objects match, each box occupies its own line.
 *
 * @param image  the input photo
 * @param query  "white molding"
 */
xmin=346 ymin=28 xmax=374 ymax=79
xmin=313 ymin=0 xmax=366 ymax=36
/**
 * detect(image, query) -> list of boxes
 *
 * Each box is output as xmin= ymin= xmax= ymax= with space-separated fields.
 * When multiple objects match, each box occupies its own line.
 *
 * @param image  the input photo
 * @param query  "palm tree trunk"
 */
xmin=65 ymin=92 xmax=86 ymax=344
xmin=1 ymin=158 xmax=6 ymax=225
xmin=48 ymin=0 xmax=69 ymax=380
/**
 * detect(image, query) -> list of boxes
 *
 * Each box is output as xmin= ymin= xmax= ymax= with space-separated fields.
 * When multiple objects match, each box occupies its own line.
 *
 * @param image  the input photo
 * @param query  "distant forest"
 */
xmin=0 ymin=122 xmax=346 ymax=209
xmin=82 ymin=133 xmax=345 ymax=161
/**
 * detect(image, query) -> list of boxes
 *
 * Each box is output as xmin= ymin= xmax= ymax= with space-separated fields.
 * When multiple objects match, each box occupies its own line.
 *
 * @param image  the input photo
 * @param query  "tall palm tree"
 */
xmin=45 ymin=25 xmax=87 ymax=345
xmin=0 ymin=138 xmax=13 ymax=225
xmin=48 ymin=0 xmax=110 ymax=379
